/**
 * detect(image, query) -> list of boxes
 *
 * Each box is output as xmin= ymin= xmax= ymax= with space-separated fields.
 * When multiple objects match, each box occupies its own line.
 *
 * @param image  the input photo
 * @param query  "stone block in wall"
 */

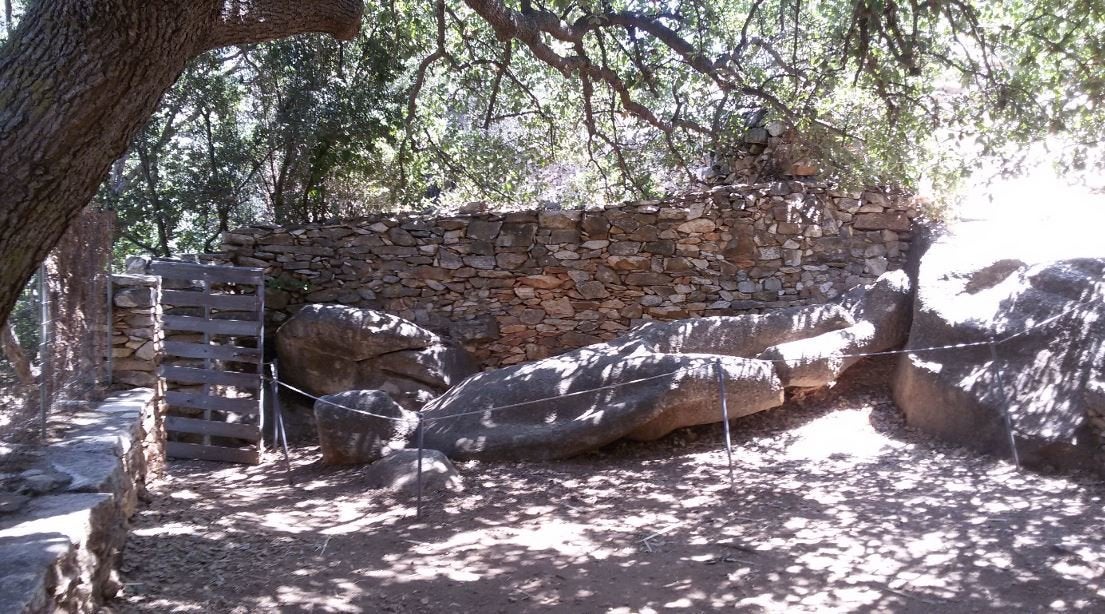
xmin=467 ymin=220 xmax=502 ymax=241
xmin=625 ymin=272 xmax=672 ymax=286
xmin=520 ymin=275 xmax=564 ymax=289
xmin=538 ymin=211 xmax=580 ymax=229
xmin=387 ymin=227 xmax=417 ymax=246
xmin=854 ymin=212 xmax=910 ymax=231
xmin=607 ymin=256 xmax=651 ymax=271
xmin=113 ymin=287 xmax=154 ymax=309
xmin=498 ymin=223 xmax=538 ymax=247
xmin=581 ymin=213 xmax=610 ymax=238
xmin=450 ymin=316 xmax=501 ymax=343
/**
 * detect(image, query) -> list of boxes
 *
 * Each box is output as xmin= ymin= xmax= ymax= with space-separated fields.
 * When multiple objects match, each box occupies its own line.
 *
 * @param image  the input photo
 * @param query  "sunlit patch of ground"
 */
xmin=114 ymin=357 xmax=1105 ymax=613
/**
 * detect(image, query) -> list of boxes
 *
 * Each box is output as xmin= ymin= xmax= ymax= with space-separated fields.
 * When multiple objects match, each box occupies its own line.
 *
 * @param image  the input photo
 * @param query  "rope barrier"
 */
xmin=261 ymin=295 xmax=1084 ymax=426
xmin=267 ymin=362 xmax=703 ymax=423
xmin=270 ymin=376 xmax=412 ymax=422
xmin=259 ymin=297 xmax=1086 ymax=517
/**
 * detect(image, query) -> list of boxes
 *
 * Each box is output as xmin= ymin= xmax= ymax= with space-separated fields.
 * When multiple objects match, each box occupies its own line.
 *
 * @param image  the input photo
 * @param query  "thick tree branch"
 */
xmin=0 ymin=0 xmax=366 ymax=323
xmin=406 ymin=0 xmax=450 ymax=127
xmin=206 ymin=0 xmax=365 ymax=50
xmin=482 ymin=41 xmax=511 ymax=130
xmin=464 ymin=0 xmax=710 ymax=135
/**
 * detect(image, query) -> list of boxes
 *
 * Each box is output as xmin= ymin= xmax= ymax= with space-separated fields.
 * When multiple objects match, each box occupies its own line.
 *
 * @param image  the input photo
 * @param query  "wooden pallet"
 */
xmin=153 ymin=260 xmax=265 ymax=465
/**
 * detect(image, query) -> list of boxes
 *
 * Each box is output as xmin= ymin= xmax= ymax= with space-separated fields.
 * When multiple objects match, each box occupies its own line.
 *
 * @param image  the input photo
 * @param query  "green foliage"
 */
xmin=58 ymin=0 xmax=1105 ymax=253
xmin=97 ymin=1 xmax=418 ymax=257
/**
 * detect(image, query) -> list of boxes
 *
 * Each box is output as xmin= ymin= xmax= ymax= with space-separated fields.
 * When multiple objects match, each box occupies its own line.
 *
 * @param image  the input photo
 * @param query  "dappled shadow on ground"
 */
xmin=115 ymin=358 xmax=1105 ymax=613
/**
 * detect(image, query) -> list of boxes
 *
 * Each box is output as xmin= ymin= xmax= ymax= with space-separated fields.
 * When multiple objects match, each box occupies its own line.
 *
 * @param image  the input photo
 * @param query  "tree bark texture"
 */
xmin=0 ymin=0 xmax=363 ymax=322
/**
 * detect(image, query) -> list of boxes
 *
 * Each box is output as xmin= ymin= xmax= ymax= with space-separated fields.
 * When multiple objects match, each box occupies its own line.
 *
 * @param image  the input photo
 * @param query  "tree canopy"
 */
xmin=1 ymin=0 xmax=1102 ymax=296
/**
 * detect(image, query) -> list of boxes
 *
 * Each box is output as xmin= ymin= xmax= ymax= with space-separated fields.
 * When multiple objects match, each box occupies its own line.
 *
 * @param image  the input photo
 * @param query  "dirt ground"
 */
xmin=112 ymin=357 xmax=1105 ymax=613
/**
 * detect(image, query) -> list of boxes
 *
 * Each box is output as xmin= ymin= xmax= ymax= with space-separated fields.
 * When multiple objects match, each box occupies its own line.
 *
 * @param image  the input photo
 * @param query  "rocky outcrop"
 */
xmin=276 ymin=305 xmax=478 ymax=411
xmin=892 ymin=218 xmax=1105 ymax=470
xmin=314 ymin=390 xmax=418 ymax=465
xmin=421 ymin=344 xmax=784 ymax=460
xmin=760 ymin=270 xmax=913 ymax=387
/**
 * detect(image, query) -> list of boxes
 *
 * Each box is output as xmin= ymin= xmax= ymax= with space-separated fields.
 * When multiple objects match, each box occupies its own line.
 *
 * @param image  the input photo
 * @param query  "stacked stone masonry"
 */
xmin=0 ymin=389 xmax=162 ymax=613
xmin=111 ymin=275 xmax=163 ymax=389
xmin=0 ymin=277 xmax=169 ymax=613
xmin=219 ymin=182 xmax=917 ymax=366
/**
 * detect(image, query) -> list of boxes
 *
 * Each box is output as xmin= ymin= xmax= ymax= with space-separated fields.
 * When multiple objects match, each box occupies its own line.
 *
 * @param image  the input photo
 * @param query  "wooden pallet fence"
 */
xmin=153 ymin=260 xmax=265 ymax=464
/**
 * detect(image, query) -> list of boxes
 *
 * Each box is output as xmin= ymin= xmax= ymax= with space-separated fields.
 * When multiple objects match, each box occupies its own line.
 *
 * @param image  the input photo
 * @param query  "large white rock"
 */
xmin=364 ymin=449 xmax=463 ymax=497
xmin=314 ymin=390 xmax=418 ymax=465
xmin=892 ymin=192 xmax=1105 ymax=469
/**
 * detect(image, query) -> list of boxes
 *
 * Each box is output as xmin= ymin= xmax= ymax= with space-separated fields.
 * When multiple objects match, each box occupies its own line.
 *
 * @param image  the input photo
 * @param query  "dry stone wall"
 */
xmin=0 ymin=389 xmax=161 ymax=612
xmin=219 ymin=182 xmax=917 ymax=366
xmin=111 ymin=274 xmax=163 ymax=389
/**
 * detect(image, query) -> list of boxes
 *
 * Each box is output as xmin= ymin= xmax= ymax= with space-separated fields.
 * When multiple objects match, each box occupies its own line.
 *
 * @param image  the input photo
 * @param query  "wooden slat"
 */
xmin=166 ymin=391 xmax=260 ymax=415
xmin=161 ymin=289 xmax=260 ymax=310
xmin=162 ymin=365 xmax=260 ymax=389
xmin=167 ymin=441 xmax=260 ymax=464
xmin=163 ymin=315 xmax=261 ymax=336
xmin=150 ymin=261 xmax=263 ymax=284
xmin=166 ymin=416 xmax=261 ymax=441
xmin=164 ymin=341 xmax=261 ymax=362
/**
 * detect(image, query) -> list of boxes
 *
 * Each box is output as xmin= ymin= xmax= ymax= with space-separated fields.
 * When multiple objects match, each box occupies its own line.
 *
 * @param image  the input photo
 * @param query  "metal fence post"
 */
xmin=714 ymin=359 xmax=736 ymax=491
xmin=989 ymin=341 xmax=1021 ymax=468
xmin=416 ymin=413 xmax=425 ymax=519
xmin=37 ymin=265 xmax=49 ymax=439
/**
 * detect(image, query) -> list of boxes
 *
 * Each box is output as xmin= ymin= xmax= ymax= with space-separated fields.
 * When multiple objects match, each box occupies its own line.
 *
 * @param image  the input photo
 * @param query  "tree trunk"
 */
xmin=1 ymin=319 xmax=33 ymax=385
xmin=0 ymin=0 xmax=363 ymax=323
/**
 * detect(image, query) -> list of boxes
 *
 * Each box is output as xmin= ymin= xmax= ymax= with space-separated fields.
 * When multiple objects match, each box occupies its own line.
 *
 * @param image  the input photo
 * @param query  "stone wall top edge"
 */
xmin=98 ymin=388 xmax=157 ymax=411
xmin=227 ymin=182 xmax=912 ymax=238
xmin=111 ymin=273 xmax=160 ymax=284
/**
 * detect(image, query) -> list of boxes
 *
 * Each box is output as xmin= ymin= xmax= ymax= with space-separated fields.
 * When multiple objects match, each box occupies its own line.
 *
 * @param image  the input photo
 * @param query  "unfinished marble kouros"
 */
xmin=288 ymin=272 xmax=911 ymax=462
xmin=420 ymin=346 xmax=784 ymax=460
xmin=413 ymin=270 xmax=912 ymax=461
xmin=269 ymin=269 xmax=888 ymax=459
